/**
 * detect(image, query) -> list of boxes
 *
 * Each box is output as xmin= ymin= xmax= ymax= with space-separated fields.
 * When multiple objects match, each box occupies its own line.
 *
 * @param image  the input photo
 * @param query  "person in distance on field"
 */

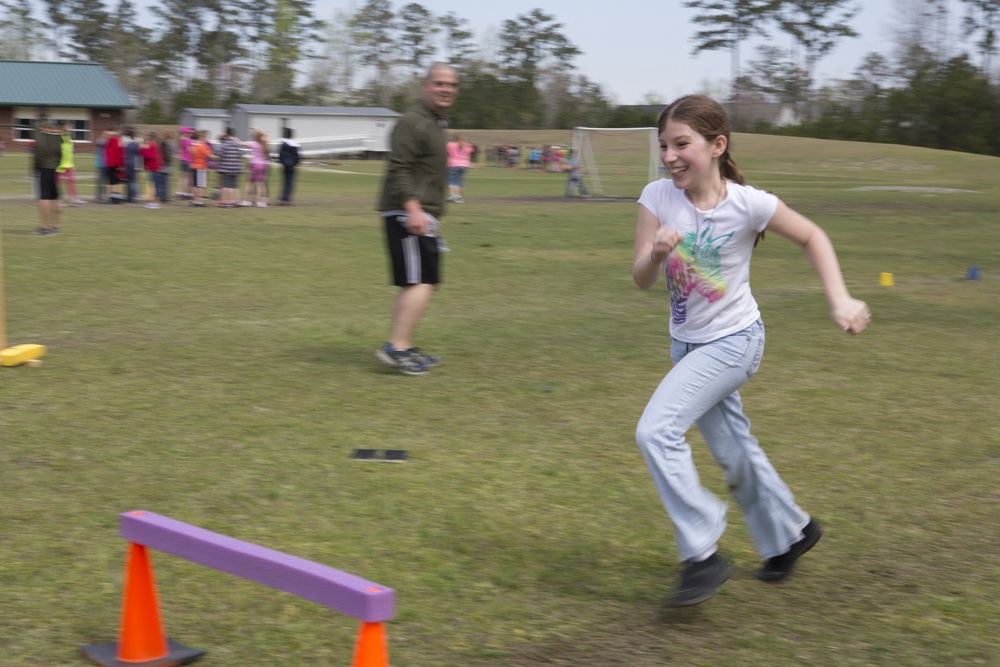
xmin=374 ymin=62 xmax=458 ymax=376
xmin=563 ymin=148 xmax=590 ymax=198
xmin=57 ymin=121 xmax=84 ymax=206
xmin=32 ymin=114 xmax=64 ymax=235
xmin=104 ymin=125 xmax=126 ymax=203
xmin=445 ymin=133 xmax=473 ymax=203
xmin=632 ymin=94 xmax=871 ymax=607
xmin=277 ymin=127 xmax=301 ymax=206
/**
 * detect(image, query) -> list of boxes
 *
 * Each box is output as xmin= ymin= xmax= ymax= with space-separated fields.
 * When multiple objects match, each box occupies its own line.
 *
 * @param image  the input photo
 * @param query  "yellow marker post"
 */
xmin=880 ymin=272 xmax=894 ymax=287
xmin=0 ymin=210 xmax=47 ymax=367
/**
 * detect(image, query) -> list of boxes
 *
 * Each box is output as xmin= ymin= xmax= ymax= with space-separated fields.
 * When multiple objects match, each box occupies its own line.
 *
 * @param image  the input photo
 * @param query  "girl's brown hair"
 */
xmin=658 ymin=95 xmax=763 ymax=244
xmin=658 ymin=95 xmax=745 ymax=185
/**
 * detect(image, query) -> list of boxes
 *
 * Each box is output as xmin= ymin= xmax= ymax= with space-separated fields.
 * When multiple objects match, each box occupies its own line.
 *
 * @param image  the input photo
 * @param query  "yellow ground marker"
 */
xmin=880 ymin=272 xmax=895 ymax=287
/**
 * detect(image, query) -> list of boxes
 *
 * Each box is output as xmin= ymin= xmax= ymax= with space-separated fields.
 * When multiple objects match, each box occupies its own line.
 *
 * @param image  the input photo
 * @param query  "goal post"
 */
xmin=572 ymin=127 xmax=660 ymax=199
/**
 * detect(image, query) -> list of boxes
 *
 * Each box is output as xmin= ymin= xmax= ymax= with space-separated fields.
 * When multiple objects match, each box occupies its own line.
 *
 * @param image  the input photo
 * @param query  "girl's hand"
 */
xmin=651 ymin=226 xmax=683 ymax=262
xmin=832 ymin=297 xmax=871 ymax=335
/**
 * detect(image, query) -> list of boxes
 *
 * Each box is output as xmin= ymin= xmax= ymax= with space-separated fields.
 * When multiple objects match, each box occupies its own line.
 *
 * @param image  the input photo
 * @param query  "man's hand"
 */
xmin=404 ymin=208 xmax=430 ymax=235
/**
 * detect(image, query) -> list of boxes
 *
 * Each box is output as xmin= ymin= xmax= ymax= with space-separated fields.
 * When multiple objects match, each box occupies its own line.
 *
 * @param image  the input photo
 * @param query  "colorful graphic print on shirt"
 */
xmin=666 ymin=220 xmax=733 ymax=324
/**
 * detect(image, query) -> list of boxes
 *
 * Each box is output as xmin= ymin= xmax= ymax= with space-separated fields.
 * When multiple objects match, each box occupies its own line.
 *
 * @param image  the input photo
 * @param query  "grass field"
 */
xmin=1 ymin=132 xmax=998 ymax=667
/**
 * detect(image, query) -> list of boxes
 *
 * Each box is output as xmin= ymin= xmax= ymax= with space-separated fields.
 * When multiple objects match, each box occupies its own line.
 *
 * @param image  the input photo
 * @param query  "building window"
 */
xmin=15 ymin=118 xmax=35 ymax=141
xmin=67 ymin=119 xmax=91 ymax=141
xmin=14 ymin=117 xmax=91 ymax=141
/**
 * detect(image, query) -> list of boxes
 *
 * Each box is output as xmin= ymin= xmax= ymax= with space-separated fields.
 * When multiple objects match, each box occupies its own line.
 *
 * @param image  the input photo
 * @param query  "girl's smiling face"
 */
xmin=659 ymin=120 xmax=727 ymax=192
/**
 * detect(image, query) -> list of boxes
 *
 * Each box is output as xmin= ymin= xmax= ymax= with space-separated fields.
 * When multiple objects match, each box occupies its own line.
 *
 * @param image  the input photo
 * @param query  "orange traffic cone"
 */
xmin=117 ymin=542 xmax=169 ymax=661
xmin=80 ymin=541 xmax=206 ymax=666
xmin=351 ymin=621 xmax=389 ymax=667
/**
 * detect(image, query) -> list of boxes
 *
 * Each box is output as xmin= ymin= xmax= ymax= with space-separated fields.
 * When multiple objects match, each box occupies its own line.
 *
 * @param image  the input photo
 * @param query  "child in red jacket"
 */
xmin=104 ymin=127 xmax=126 ymax=203
xmin=139 ymin=131 xmax=164 ymax=208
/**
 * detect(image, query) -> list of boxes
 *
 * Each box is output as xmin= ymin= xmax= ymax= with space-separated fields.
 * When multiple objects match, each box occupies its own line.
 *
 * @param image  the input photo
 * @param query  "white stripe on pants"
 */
xmin=403 ymin=235 xmax=421 ymax=284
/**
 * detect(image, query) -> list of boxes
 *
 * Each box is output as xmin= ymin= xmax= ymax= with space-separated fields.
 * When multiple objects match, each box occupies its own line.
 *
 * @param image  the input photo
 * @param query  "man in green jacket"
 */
xmin=375 ymin=62 xmax=458 ymax=376
xmin=33 ymin=114 xmax=64 ymax=235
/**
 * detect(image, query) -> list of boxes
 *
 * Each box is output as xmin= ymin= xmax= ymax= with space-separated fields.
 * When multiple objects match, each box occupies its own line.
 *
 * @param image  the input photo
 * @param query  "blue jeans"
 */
xmin=447 ymin=166 xmax=466 ymax=188
xmin=635 ymin=320 xmax=809 ymax=561
xmin=152 ymin=171 xmax=166 ymax=202
xmin=565 ymin=176 xmax=589 ymax=197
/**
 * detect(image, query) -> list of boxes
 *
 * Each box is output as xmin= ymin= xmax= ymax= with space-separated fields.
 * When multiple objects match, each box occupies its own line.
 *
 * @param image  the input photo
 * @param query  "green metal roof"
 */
xmin=0 ymin=60 xmax=134 ymax=108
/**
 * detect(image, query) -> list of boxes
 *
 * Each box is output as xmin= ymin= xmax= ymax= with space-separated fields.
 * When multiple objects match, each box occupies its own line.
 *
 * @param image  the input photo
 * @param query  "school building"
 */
xmin=0 ymin=60 xmax=135 ymax=153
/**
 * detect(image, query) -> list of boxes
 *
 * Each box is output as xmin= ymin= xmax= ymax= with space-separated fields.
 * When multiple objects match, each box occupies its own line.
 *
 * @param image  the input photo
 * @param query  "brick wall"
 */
xmin=0 ymin=107 xmax=127 ymax=154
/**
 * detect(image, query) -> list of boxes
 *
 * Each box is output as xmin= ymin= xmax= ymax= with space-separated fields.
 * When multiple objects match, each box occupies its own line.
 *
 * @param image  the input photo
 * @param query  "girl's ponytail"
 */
xmin=720 ymin=151 xmax=745 ymax=186
xmin=720 ymin=151 xmax=764 ymax=245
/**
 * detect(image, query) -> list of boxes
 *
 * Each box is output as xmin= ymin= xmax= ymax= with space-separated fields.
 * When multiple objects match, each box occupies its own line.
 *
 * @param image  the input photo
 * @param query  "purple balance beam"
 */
xmin=119 ymin=511 xmax=395 ymax=623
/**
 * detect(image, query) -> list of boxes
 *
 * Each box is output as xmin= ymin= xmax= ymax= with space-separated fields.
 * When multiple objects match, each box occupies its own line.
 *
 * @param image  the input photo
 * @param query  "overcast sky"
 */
xmin=314 ymin=0 xmax=905 ymax=104
xmin=125 ymin=0 xmax=938 ymax=103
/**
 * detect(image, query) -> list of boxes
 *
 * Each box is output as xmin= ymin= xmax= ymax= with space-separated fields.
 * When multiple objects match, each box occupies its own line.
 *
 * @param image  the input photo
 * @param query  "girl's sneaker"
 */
xmin=669 ymin=554 xmax=733 ymax=607
xmin=756 ymin=519 xmax=822 ymax=582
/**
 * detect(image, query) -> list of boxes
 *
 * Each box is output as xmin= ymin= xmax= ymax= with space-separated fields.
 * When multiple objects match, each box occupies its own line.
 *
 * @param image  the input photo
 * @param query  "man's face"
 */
xmin=422 ymin=67 xmax=458 ymax=115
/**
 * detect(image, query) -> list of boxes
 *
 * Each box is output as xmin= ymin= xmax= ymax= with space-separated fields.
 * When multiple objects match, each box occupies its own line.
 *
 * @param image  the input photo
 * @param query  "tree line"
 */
xmin=0 ymin=0 xmax=612 ymax=129
xmin=2 ymin=0 xmax=1000 ymax=156
xmin=713 ymin=0 xmax=1000 ymax=157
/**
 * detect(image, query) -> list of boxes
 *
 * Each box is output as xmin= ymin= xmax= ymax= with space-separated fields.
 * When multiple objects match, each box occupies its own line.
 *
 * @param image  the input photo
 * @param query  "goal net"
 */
xmin=573 ymin=127 xmax=660 ymax=199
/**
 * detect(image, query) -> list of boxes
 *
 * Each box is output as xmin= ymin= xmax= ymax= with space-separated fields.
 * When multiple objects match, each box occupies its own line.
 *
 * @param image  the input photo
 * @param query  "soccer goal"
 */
xmin=572 ymin=127 xmax=661 ymax=199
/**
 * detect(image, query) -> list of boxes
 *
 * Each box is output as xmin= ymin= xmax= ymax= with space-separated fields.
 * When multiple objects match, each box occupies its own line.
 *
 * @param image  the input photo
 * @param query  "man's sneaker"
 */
xmin=407 ymin=347 xmax=441 ymax=367
xmin=32 ymin=227 xmax=50 ymax=235
xmin=669 ymin=553 xmax=733 ymax=607
xmin=756 ymin=519 xmax=823 ymax=582
xmin=375 ymin=344 xmax=428 ymax=376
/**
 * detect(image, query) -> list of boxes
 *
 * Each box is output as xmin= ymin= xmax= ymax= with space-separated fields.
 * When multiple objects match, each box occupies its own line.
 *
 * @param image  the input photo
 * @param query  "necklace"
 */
xmin=689 ymin=179 xmax=727 ymax=255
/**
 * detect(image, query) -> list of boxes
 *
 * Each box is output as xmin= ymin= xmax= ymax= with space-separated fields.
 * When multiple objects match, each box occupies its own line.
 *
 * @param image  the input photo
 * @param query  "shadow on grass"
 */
xmin=296 ymin=343 xmax=407 ymax=378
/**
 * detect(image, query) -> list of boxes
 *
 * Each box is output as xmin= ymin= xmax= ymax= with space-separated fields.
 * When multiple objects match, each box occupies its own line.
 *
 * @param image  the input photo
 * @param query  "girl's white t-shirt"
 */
xmin=638 ymin=178 xmax=778 ymax=344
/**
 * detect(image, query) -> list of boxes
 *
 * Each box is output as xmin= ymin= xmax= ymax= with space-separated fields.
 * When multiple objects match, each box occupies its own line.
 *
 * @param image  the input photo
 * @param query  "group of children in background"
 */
xmin=93 ymin=125 xmax=300 ymax=209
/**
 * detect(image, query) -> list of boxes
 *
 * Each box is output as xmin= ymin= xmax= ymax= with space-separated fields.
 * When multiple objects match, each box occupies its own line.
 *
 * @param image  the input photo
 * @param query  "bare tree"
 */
xmin=0 ymin=0 xmax=44 ymax=60
xmin=685 ymin=0 xmax=782 ymax=102
xmin=744 ymin=44 xmax=810 ymax=104
xmin=889 ymin=0 xmax=941 ymax=83
xmin=778 ymin=0 xmax=860 ymax=85
xmin=960 ymin=0 xmax=1000 ymax=79
xmin=308 ymin=7 xmax=361 ymax=104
